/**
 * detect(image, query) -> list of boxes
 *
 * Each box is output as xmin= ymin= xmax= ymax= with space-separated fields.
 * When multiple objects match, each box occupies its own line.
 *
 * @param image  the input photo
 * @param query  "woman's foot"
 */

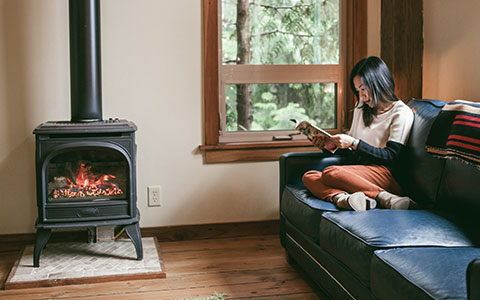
xmin=348 ymin=192 xmax=368 ymax=211
xmin=333 ymin=192 xmax=374 ymax=211
xmin=376 ymin=191 xmax=415 ymax=209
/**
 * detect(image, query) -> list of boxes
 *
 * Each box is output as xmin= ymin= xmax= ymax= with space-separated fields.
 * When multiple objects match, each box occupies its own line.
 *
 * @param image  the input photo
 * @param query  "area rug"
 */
xmin=175 ymin=292 xmax=228 ymax=300
xmin=4 ymin=237 xmax=166 ymax=289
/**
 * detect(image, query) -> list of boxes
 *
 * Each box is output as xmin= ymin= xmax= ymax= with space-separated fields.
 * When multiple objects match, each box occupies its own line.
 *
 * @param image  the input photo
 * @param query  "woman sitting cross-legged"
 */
xmin=303 ymin=56 xmax=415 ymax=211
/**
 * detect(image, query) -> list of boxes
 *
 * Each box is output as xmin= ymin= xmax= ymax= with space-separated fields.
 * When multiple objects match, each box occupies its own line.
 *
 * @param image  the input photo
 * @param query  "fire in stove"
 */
xmin=48 ymin=161 xmax=124 ymax=201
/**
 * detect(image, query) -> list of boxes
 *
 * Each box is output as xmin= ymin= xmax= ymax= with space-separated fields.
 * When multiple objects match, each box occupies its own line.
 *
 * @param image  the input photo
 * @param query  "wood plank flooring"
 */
xmin=0 ymin=234 xmax=327 ymax=299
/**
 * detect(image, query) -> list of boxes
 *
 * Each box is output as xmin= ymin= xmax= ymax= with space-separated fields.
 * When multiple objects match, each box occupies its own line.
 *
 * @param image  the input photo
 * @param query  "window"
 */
xmin=201 ymin=0 xmax=366 ymax=163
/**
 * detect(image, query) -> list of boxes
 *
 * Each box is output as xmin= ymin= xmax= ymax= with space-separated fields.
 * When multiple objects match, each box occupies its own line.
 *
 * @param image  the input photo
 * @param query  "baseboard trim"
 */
xmin=141 ymin=220 xmax=279 ymax=242
xmin=0 ymin=220 xmax=280 ymax=251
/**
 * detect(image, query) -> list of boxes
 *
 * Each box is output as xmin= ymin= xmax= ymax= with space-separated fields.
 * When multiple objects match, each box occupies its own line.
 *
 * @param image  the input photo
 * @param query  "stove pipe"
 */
xmin=69 ymin=0 xmax=102 ymax=122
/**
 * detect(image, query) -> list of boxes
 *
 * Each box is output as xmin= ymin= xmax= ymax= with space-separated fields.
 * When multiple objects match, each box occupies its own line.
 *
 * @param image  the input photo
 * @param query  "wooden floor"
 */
xmin=0 ymin=234 xmax=327 ymax=299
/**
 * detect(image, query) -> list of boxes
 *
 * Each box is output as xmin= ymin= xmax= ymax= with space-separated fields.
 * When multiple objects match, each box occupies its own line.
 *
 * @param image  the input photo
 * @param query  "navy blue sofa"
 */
xmin=279 ymin=99 xmax=480 ymax=300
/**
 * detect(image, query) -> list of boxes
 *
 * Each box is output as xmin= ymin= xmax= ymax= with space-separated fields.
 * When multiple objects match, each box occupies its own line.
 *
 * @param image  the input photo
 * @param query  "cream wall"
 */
xmin=0 ymin=0 xmax=382 ymax=234
xmin=423 ymin=0 xmax=480 ymax=102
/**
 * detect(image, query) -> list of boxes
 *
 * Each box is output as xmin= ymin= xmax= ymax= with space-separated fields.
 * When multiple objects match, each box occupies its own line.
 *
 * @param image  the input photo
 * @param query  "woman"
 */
xmin=303 ymin=56 xmax=414 ymax=211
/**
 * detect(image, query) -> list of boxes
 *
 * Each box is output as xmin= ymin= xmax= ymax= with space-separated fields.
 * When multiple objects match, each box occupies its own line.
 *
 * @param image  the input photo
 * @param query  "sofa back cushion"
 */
xmin=436 ymin=157 xmax=480 ymax=215
xmin=394 ymin=99 xmax=447 ymax=207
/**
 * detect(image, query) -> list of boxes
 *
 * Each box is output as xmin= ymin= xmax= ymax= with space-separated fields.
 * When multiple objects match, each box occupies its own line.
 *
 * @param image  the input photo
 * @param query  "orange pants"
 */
xmin=302 ymin=165 xmax=402 ymax=202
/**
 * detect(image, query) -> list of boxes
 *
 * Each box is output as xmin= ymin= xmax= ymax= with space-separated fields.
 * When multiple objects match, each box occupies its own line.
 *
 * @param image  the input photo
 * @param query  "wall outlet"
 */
xmin=148 ymin=186 xmax=162 ymax=207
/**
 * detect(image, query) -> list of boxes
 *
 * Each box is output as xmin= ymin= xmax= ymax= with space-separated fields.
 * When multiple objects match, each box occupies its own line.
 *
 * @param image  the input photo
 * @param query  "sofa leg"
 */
xmin=285 ymin=250 xmax=296 ymax=265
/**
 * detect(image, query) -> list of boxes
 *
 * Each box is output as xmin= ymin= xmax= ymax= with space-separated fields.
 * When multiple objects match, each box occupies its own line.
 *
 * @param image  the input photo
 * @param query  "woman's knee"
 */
xmin=322 ymin=166 xmax=343 ymax=182
xmin=302 ymin=170 xmax=322 ymax=187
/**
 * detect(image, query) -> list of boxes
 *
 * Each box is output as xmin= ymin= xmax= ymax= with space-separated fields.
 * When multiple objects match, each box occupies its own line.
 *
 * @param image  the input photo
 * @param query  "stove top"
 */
xmin=33 ymin=119 xmax=137 ymax=134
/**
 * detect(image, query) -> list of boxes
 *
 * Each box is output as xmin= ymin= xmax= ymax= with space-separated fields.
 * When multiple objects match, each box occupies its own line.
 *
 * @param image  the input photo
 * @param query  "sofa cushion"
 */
xmin=394 ymin=99 xmax=446 ymax=207
xmin=371 ymin=247 xmax=480 ymax=300
xmin=281 ymin=185 xmax=338 ymax=241
xmin=319 ymin=209 xmax=476 ymax=286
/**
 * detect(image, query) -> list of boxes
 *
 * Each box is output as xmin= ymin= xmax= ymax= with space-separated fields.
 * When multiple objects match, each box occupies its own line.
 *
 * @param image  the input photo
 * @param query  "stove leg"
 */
xmin=124 ymin=223 xmax=143 ymax=260
xmin=33 ymin=228 xmax=51 ymax=268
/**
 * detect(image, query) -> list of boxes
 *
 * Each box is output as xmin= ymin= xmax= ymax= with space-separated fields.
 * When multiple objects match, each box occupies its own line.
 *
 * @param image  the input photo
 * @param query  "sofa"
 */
xmin=279 ymin=99 xmax=480 ymax=300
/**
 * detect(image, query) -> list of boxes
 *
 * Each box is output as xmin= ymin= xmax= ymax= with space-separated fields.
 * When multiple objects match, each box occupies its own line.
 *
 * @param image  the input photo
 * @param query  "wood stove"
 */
xmin=32 ymin=0 xmax=142 ymax=267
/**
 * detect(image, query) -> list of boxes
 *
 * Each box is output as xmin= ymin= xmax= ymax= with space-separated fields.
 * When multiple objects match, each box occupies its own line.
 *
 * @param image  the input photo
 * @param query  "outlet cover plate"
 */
xmin=148 ymin=186 xmax=161 ymax=207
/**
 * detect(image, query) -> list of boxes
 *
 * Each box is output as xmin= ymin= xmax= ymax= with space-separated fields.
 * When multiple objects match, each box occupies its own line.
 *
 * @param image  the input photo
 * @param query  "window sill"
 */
xmin=198 ymin=141 xmax=317 ymax=163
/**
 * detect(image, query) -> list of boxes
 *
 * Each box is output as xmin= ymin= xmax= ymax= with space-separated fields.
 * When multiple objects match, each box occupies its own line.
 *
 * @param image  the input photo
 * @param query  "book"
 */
xmin=290 ymin=119 xmax=338 ymax=153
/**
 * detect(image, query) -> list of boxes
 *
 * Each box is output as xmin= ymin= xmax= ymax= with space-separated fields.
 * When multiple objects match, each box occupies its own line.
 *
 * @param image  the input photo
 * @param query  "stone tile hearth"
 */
xmin=4 ymin=237 xmax=165 ymax=289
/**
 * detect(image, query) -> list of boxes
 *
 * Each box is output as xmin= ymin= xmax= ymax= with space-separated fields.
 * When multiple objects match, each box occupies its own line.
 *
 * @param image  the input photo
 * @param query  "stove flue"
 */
xmin=69 ymin=0 xmax=102 ymax=122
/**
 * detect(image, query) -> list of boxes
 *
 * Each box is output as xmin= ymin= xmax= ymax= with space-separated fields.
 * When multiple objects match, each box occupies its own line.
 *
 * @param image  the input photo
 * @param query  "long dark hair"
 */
xmin=349 ymin=56 xmax=399 ymax=126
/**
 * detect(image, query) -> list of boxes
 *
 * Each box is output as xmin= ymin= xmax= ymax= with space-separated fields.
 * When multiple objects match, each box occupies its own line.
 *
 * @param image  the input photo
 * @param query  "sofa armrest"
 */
xmin=279 ymin=151 xmax=350 ymax=198
xmin=468 ymin=259 xmax=480 ymax=300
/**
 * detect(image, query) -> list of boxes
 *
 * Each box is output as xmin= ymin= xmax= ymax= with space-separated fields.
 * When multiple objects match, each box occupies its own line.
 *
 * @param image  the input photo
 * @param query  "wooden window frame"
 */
xmin=200 ymin=0 xmax=366 ymax=163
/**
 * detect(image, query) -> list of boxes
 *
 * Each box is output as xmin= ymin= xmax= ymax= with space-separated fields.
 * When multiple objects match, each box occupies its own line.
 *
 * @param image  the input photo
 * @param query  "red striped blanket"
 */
xmin=426 ymin=100 xmax=480 ymax=165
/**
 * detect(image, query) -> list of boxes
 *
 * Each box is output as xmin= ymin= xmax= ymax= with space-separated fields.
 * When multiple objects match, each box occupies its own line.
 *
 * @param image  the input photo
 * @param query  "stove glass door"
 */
xmin=46 ymin=147 xmax=128 ymax=203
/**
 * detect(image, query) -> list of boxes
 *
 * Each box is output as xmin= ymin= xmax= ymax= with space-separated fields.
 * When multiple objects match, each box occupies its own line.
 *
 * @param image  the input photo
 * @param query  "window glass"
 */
xmin=222 ymin=0 xmax=340 ymax=65
xmin=225 ymin=83 xmax=336 ymax=132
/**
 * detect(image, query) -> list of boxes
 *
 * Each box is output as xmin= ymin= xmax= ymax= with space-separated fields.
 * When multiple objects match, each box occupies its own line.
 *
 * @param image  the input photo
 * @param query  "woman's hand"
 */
xmin=330 ymin=134 xmax=357 ymax=149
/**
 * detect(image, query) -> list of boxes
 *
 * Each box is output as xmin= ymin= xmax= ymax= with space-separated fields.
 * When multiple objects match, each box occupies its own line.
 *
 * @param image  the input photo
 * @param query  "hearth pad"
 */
xmin=4 ymin=237 xmax=165 ymax=289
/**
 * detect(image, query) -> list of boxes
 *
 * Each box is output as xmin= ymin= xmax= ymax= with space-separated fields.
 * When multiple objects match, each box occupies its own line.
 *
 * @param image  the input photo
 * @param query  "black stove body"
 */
xmin=32 ymin=0 xmax=142 ymax=267
xmin=33 ymin=120 xmax=142 ymax=267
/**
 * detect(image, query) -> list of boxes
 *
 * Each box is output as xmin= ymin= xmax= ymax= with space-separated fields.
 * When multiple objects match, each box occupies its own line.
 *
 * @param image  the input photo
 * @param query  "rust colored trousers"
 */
xmin=302 ymin=165 xmax=402 ymax=202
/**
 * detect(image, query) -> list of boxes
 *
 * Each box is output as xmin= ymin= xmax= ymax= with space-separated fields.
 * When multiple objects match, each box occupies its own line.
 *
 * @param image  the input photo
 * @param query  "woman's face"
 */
xmin=353 ymin=76 xmax=374 ymax=108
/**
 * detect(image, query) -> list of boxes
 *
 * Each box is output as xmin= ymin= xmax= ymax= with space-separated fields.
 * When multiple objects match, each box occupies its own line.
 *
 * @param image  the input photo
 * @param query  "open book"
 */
xmin=290 ymin=119 xmax=338 ymax=153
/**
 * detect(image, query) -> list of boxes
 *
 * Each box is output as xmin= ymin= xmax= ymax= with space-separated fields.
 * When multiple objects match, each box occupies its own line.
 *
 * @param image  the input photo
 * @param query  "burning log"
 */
xmin=48 ymin=176 xmax=69 ymax=194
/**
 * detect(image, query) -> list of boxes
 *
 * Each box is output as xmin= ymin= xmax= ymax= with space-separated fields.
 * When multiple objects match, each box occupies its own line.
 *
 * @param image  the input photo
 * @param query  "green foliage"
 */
xmin=222 ymin=0 xmax=340 ymax=132
xmin=225 ymin=85 xmax=238 ymax=131
xmin=271 ymin=102 xmax=314 ymax=129
xmin=226 ymin=83 xmax=336 ymax=131
xmin=224 ymin=0 xmax=339 ymax=65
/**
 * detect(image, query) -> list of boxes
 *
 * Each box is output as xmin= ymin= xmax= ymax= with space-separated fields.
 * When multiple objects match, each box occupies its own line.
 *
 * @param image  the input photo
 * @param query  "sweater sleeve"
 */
xmin=388 ymin=108 xmax=414 ymax=145
xmin=355 ymin=139 xmax=405 ymax=166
